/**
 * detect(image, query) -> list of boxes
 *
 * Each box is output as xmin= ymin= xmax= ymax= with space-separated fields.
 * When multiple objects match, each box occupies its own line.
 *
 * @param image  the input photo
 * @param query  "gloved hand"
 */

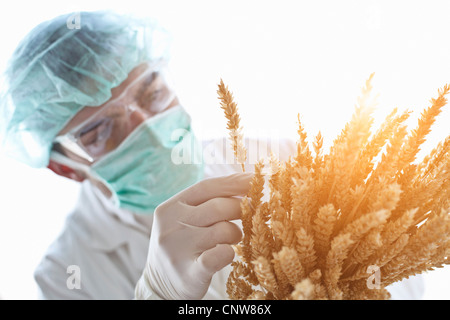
xmin=135 ymin=173 xmax=253 ymax=300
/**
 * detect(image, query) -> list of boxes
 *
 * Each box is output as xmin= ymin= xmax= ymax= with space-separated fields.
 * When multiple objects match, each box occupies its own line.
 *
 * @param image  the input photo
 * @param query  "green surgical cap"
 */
xmin=0 ymin=10 xmax=171 ymax=168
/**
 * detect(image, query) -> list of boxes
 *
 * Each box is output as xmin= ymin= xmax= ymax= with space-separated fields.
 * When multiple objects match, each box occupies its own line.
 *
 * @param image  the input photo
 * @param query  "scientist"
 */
xmin=1 ymin=11 xmax=423 ymax=300
xmin=1 ymin=10 xmax=259 ymax=300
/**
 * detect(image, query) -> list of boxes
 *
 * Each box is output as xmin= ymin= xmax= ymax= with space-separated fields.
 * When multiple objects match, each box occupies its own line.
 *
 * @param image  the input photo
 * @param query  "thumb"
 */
xmin=197 ymin=244 xmax=235 ymax=277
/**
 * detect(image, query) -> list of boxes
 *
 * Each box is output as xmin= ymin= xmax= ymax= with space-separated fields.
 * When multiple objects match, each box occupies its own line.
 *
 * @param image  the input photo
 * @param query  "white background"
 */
xmin=0 ymin=0 xmax=449 ymax=299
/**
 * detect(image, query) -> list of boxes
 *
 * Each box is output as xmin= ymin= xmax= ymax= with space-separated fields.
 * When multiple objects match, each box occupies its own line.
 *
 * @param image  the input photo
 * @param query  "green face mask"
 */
xmin=90 ymin=105 xmax=204 ymax=214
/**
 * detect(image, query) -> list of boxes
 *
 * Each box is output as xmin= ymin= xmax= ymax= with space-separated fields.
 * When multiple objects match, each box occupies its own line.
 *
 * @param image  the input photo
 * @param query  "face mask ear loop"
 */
xmin=49 ymin=151 xmax=118 ymax=203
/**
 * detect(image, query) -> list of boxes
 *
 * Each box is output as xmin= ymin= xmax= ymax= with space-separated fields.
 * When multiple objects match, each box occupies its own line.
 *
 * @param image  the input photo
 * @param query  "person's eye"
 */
xmin=80 ymin=129 xmax=98 ymax=146
xmin=80 ymin=119 xmax=112 ymax=146
xmin=144 ymin=89 xmax=161 ymax=102
xmin=134 ymin=72 xmax=163 ymax=102
xmin=95 ymin=122 xmax=111 ymax=142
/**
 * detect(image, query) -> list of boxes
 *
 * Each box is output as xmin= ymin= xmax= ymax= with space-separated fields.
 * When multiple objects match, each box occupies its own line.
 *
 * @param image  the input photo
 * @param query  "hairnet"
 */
xmin=0 ymin=10 xmax=171 ymax=168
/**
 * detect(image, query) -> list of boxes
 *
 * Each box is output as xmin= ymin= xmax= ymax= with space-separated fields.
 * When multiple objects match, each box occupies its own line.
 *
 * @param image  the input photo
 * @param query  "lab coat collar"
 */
xmin=73 ymin=180 xmax=153 ymax=251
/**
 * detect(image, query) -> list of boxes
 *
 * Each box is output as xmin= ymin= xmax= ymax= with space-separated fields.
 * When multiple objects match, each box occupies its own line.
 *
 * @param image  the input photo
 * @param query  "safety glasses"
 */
xmin=53 ymin=62 xmax=177 ymax=164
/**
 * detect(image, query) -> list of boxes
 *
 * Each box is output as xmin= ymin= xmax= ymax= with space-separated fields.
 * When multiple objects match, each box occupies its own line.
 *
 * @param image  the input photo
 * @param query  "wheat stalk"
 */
xmin=217 ymin=79 xmax=247 ymax=172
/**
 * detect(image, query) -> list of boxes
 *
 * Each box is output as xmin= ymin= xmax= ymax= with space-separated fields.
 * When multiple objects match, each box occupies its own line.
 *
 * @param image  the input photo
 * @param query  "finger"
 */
xmin=173 ymin=173 xmax=254 ymax=206
xmin=197 ymin=244 xmax=235 ymax=275
xmin=195 ymin=221 xmax=242 ymax=251
xmin=184 ymin=197 xmax=242 ymax=227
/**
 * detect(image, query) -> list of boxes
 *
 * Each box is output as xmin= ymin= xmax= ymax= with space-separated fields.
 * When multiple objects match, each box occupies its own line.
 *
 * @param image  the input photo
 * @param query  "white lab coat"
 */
xmin=34 ymin=138 xmax=424 ymax=300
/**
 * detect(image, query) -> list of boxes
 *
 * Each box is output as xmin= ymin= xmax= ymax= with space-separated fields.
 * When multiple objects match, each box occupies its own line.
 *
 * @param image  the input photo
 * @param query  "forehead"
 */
xmin=58 ymin=63 xmax=151 ymax=135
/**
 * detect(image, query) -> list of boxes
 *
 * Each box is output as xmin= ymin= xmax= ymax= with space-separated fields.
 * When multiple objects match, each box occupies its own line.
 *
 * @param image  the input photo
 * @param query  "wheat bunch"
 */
xmin=220 ymin=76 xmax=450 ymax=300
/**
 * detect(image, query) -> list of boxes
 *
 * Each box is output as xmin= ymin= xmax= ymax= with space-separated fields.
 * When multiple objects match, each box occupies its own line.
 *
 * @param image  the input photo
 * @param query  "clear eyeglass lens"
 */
xmin=56 ymin=68 xmax=175 ymax=163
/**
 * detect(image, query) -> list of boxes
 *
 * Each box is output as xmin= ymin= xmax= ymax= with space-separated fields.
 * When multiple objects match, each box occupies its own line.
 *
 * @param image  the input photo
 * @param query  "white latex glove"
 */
xmin=135 ymin=173 xmax=253 ymax=300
